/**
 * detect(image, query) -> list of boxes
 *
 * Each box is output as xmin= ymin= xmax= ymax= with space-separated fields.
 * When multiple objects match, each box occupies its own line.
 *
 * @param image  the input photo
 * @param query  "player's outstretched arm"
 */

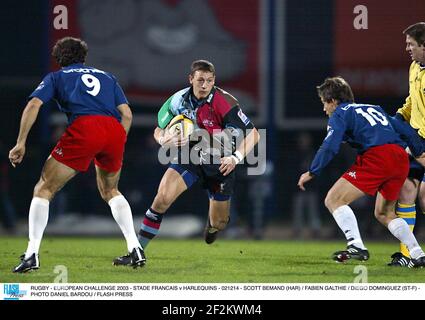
xmin=117 ymin=103 xmax=132 ymax=135
xmin=9 ymin=97 xmax=43 ymax=168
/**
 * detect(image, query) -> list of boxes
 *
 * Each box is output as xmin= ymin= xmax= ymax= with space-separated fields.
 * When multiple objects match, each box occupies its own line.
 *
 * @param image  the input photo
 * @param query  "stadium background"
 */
xmin=1 ymin=0 xmax=425 ymax=242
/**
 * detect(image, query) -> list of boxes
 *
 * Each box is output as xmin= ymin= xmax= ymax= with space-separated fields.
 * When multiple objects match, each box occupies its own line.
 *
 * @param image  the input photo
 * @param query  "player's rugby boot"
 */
xmin=204 ymin=217 xmax=219 ymax=244
xmin=113 ymin=253 xmax=132 ymax=266
xmin=113 ymin=247 xmax=146 ymax=268
xmin=13 ymin=253 xmax=39 ymax=273
xmin=408 ymin=255 xmax=425 ymax=268
xmin=387 ymin=252 xmax=410 ymax=267
xmin=332 ymin=244 xmax=369 ymax=263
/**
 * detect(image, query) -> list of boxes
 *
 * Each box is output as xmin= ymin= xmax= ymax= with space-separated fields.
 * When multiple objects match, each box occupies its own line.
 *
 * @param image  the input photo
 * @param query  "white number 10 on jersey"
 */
xmin=355 ymin=107 xmax=389 ymax=127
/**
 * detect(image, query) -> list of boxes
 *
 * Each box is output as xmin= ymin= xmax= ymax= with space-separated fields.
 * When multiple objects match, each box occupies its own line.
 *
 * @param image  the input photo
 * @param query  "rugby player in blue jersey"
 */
xmin=9 ymin=37 xmax=145 ymax=272
xmin=297 ymin=76 xmax=425 ymax=267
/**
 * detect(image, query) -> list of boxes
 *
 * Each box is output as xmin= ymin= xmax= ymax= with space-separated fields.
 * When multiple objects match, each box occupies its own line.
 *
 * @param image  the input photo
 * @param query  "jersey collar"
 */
xmin=337 ymin=102 xmax=351 ymax=109
xmin=183 ymin=87 xmax=216 ymax=108
xmin=62 ymin=63 xmax=85 ymax=69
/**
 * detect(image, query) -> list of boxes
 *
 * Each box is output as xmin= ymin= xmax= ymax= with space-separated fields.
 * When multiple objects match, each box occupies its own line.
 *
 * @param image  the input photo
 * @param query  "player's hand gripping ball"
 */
xmin=167 ymin=115 xmax=194 ymax=138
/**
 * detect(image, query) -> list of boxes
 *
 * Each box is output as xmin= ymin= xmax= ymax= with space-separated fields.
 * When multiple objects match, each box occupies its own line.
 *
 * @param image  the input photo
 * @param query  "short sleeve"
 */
xmin=29 ymin=73 xmax=55 ymax=103
xmin=157 ymin=95 xmax=175 ymax=129
xmin=114 ymin=81 xmax=129 ymax=106
xmin=223 ymin=106 xmax=254 ymax=130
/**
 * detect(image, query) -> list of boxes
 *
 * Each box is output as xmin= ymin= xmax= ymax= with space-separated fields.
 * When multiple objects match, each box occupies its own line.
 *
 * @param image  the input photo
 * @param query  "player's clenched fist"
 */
xmin=9 ymin=144 xmax=25 ymax=168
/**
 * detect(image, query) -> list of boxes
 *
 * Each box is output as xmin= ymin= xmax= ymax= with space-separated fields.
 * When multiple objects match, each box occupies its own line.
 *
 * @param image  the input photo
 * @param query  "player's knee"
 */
xmin=33 ymin=180 xmax=55 ymax=201
xmin=324 ymin=192 xmax=337 ymax=212
xmin=324 ymin=190 xmax=348 ymax=212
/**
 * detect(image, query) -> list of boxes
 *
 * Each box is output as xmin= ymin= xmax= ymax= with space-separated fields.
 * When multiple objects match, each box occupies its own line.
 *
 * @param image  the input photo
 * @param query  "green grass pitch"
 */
xmin=1 ymin=237 xmax=424 ymax=283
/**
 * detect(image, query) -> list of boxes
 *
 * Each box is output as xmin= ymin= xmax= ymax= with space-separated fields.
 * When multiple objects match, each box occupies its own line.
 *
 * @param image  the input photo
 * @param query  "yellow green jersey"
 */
xmin=397 ymin=61 xmax=425 ymax=138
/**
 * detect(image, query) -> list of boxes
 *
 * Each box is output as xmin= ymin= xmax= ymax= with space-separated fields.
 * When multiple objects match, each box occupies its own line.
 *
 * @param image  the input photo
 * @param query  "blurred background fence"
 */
xmin=1 ymin=0 xmax=425 ymax=241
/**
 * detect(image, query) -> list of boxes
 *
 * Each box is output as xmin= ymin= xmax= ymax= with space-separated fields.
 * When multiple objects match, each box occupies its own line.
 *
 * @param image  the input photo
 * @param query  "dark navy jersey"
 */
xmin=309 ymin=103 xmax=405 ymax=176
xmin=29 ymin=63 xmax=128 ymax=124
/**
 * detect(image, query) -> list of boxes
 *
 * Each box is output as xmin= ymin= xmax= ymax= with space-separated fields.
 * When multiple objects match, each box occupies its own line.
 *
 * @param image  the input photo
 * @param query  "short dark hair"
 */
xmin=190 ymin=60 xmax=215 ymax=76
xmin=403 ymin=22 xmax=425 ymax=46
xmin=316 ymin=77 xmax=355 ymax=104
xmin=52 ymin=37 xmax=88 ymax=67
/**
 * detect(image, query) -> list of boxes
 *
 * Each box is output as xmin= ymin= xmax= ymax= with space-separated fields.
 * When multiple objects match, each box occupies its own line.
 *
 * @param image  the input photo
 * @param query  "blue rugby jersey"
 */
xmin=29 ymin=63 xmax=128 ymax=124
xmin=309 ymin=103 xmax=405 ymax=176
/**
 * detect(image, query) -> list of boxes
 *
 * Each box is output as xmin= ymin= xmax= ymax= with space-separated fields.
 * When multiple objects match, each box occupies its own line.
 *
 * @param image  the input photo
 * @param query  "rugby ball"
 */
xmin=167 ymin=115 xmax=194 ymax=138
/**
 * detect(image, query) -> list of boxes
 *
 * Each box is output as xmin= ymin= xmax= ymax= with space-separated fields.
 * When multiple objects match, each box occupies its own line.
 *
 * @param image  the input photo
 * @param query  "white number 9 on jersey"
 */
xmin=81 ymin=74 xmax=101 ymax=96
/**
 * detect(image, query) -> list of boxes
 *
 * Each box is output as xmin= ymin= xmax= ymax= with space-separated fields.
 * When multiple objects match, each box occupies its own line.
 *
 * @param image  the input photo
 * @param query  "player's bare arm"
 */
xmin=219 ymin=127 xmax=260 ymax=176
xmin=117 ymin=103 xmax=132 ymax=135
xmin=9 ymin=97 xmax=43 ymax=168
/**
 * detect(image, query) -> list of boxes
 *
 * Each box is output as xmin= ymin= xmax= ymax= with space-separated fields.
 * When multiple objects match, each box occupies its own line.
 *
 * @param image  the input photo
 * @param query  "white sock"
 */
xmin=25 ymin=197 xmax=49 ymax=258
xmin=109 ymin=195 xmax=141 ymax=252
xmin=332 ymin=205 xmax=366 ymax=249
xmin=388 ymin=218 xmax=425 ymax=259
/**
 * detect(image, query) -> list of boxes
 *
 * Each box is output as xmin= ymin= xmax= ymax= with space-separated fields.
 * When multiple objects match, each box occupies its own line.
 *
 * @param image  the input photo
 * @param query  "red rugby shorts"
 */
xmin=342 ymin=144 xmax=409 ymax=201
xmin=51 ymin=115 xmax=126 ymax=172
